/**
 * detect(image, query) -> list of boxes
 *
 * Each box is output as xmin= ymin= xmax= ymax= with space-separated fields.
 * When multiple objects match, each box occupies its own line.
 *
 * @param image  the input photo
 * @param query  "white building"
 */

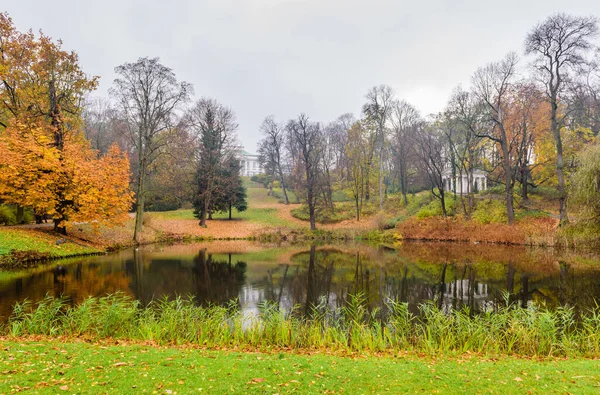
xmin=239 ymin=150 xmax=262 ymax=177
xmin=441 ymin=168 xmax=488 ymax=194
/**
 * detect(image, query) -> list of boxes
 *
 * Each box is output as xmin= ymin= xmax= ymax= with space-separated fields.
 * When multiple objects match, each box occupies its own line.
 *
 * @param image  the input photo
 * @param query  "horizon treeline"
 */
xmin=2 ymin=11 xmax=600 ymax=238
xmin=257 ymin=13 xmax=600 ymax=230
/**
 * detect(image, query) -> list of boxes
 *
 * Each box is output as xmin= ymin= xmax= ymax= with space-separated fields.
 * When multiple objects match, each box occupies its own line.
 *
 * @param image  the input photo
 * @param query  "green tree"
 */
xmin=188 ymin=98 xmax=238 ymax=227
xmin=571 ymin=143 xmax=600 ymax=226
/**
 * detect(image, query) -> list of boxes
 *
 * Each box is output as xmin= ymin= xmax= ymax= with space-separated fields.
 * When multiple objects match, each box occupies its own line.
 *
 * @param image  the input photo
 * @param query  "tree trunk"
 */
xmin=400 ymin=166 xmax=408 ymax=207
xmin=326 ymin=168 xmax=334 ymax=212
xmin=53 ymin=219 xmax=67 ymax=235
xmin=16 ymin=206 xmax=24 ymax=224
xmin=228 ymin=202 xmax=232 ymax=220
xmin=277 ymin=165 xmax=290 ymax=205
xmin=501 ymin=142 xmax=515 ymax=225
xmin=551 ymin=107 xmax=568 ymax=224
xmin=308 ymin=191 xmax=316 ymax=231
xmin=439 ymin=188 xmax=447 ymax=218
xmin=379 ymin=157 xmax=384 ymax=210
xmin=521 ymin=163 xmax=529 ymax=201
xmin=546 ymin=85 xmax=568 ymax=224
xmin=133 ymin=168 xmax=145 ymax=244
xmin=199 ymin=199 xmax=208 ymax=227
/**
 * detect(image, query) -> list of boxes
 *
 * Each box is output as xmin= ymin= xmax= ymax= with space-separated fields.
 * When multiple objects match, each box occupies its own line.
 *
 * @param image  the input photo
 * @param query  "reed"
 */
xmin=4 ymin=292 xmax=600 ymax=356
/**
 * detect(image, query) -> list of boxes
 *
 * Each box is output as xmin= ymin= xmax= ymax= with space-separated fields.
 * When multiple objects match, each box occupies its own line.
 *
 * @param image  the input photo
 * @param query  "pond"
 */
xmin=1 ymin=241 xmax=600 ymax=320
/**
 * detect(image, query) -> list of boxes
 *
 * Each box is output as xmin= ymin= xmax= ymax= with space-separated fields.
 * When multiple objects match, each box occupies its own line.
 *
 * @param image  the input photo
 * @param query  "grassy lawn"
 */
xmin=1 ymin=340 xmax=599 ymax=394
xmin=156 ymin=207 xmax=293 ymax=228
xmin=154 ymin=187 xmax=299 ymax=229
xmin=0 ymin=228 xmax=99 ymax=257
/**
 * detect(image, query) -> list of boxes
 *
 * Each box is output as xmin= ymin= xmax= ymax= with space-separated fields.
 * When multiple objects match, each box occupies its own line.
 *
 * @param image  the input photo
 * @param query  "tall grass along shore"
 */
xmin=5 ymin=293 xmax=600 ymax=357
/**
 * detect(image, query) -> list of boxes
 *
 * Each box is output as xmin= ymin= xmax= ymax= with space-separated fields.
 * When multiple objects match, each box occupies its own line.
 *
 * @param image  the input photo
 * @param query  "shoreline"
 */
xmin=1 ymin=208 xmax=598 ymax=269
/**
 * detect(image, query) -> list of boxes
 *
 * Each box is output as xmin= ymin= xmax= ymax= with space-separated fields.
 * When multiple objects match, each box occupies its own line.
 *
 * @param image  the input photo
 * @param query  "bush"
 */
xmin=251 ymin=174 xmax=271 ymax=187
xmin=404 ymin=193 xmax=433 ymax=215
xmin=415 ymin=198 xmax=456 ymax=219
xmin=472 ymin=199 xmax=507 ymax=224
xmin=516 ymin=209 xmax=550 ymax=220
xmin=290 ymin=201 xmax=371 ymax=224
xmin=146 ymin=195 xmax=181 ymax=212
xmin=480 ymin=184 xmax=505 ymax=196
xmin=571 ymin=143 xmax=600 ymax=225
xmin=519 ymin=185 xmax=560 ymax=200
xmin=0 ymin=205 xmax=34 ymax=225
xmin=0 ymin=205 xmax=16 ymax=225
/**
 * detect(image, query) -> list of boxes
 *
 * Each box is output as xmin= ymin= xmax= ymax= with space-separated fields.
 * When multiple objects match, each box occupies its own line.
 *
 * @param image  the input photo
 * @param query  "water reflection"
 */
xmin=1 ymin=242 xmax=600 ymax=320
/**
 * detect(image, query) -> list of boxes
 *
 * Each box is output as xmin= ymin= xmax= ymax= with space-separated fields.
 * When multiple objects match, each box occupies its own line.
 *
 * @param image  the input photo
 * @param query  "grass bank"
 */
xmin=2 ymin=339 xmax=599 ymax=394
xmin=0 ymin=228 xmax=101 ymax=268
xmin=5 ymin=293 xmax=600 ymax=357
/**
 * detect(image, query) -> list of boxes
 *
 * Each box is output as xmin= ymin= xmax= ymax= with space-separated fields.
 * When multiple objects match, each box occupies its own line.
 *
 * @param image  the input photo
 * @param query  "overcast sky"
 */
xmin=5 ymin=0 xmax=600 ymax=151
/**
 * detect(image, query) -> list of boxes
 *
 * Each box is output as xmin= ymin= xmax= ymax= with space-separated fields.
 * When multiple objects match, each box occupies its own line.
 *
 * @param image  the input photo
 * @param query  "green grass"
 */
xmin=154 ymin=187 xmax=298 ymax=228
xmin=2 ymin=340 xmax=599 ymax=394
xmin=211 ymin=207 xmax=294 ymax=228
xmin=0 ymin=228 xmax=99 ymax=257
xmin=271 ymin=187 xmax=299 ymax=203
xmin=6 ymin=293 xmax=600 ymax=357
xmin=291 ymin=201 xmax=377 ymax=224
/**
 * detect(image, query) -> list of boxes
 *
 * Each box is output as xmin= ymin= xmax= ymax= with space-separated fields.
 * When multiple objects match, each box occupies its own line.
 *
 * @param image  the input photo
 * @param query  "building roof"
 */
xmin=240 ymin=150 xmax=259 ymax=158
xmin=442 ymin=168 xmax=488 ymax=177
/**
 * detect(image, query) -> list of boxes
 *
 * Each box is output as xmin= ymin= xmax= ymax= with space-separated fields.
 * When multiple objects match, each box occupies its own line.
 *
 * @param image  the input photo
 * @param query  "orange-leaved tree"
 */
xmin=0 ymin=12 xmax=132 ymax=234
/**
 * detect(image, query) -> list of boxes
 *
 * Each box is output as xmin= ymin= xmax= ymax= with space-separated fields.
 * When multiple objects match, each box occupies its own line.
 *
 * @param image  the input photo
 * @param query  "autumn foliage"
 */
xmin=0 ymin=12 xmax=132 ymax=233
xmin=397 ymin=216 xmax=558 ymax=245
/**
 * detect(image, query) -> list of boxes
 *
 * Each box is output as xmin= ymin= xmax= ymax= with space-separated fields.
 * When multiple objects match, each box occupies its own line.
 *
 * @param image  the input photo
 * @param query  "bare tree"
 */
xmin=569 ymin=51 xmax=600 ymax=136
xmin=510 ymin=83 xmax=546 ymax=202
xmin=471 ymin=53 xmax=519 ymax=224
xmin=321 ymin=119 xmax=346 ymax=211
xmin=390 ymin=100 xmax=421 ymax=206
xmin=362 ymin=85 xmax=395 ymax=210
xmin=445 ymin=87 xmax=486 ymax=217
xmin=525 ymin=13 xmax=599 ymax=224
xmin=329 ymin=113 xmax=354 ymax=173
xmin=82 ymin=96 xmax=129 ymax=154
xmin=345 ymin=121 xmax=369 ymax=220
xmin=186 ymin=98 xmax=238 ymax=227
xmin=287 ymin=114 xmax=322 ymax=230
xmin=412 ymin=120 xmax=448 ymax=217
xmin=258 ymin=116 xmax=289 ymax=204
xmin=111 ymin=57 xmax=191 ymax=243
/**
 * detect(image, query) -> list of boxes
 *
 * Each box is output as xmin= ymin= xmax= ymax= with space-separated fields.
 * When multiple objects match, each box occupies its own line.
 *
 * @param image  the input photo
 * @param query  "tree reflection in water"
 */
xmin=3 ymin=242 xmax=600 ymax=321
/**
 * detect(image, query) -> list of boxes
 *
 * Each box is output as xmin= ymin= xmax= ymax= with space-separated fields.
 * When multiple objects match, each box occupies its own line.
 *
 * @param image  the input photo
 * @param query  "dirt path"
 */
xmin=149 ymin=187 xmax=377 ymax=239
xmin=249 ymin=187 xmax=375 ymax=231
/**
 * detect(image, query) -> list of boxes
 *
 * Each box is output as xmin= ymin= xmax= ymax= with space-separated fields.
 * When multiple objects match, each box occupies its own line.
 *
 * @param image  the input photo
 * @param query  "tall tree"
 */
xmin=258 ymin=116 xmax=289 ymax=204
xmin=444 ymin=87 xmax=484 ymax=217
xmin=82 ymin=97 xmax=129 ymax=154
xmin=390 ymin=100 xmax=421 ymax=206
xmin=0 ymin=13 xmax=131 ymax=233
xmin=111 ymin=57 xmax=191 ymax=243
xmin=187 ymin=98 xmax=238 ymax=227
xmin=345 ymin=121 xmax=370 ymax=220
xmin=287 ymin=114 xmax=322 ymax=230
xmin=412 ymin=120 xmax=448 ymax=217
xmin=362 ymin=85 xmax=394 ymax=209
xmin=525 ymin=13 xmax=599 ymax=224
xmin=471 ymin=53 xmax=519 ymax=224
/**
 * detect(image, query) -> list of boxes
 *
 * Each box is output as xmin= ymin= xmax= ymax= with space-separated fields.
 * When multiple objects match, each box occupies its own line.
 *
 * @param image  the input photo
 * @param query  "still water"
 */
xmin=2 ymin=241 xmax=600 ymax=319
